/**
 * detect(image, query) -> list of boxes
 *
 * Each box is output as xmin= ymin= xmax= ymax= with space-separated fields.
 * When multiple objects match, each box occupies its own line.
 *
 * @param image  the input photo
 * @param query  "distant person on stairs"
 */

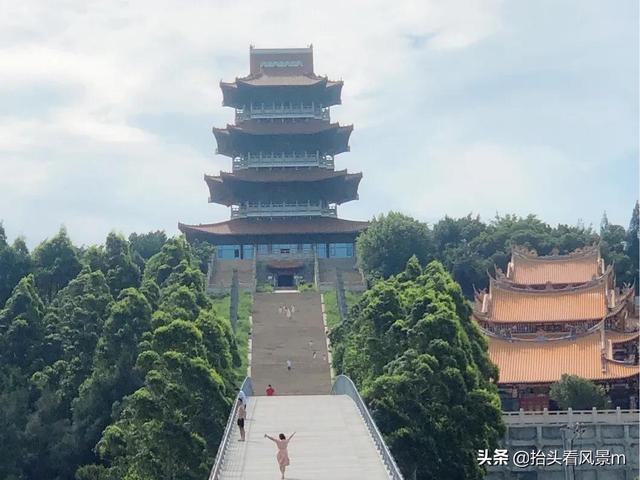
xmin=286 ymin=359 xmax=292 ymax=372
xmin=264 ymin=432 xmax=296 ymax=479
xmin=266 ymin=384 xmax=275 ymax=396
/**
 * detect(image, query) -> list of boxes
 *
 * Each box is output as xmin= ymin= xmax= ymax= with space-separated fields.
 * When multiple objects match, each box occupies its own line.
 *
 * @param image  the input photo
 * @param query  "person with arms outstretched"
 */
xmin=264 ymin=432 xmax=296 ymax=479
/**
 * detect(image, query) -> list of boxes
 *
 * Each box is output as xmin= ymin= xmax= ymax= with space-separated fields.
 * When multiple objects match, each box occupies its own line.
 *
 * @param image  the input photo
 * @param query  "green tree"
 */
xmin=23 ymin=269 xmax=114 ymax=480
xmin=600 ymin=221 xmax=634 ymax=286
xmin=626 ymin=202 xmax=639 ymax=291
xmin=32 ymin=227 xmax=82 ymax=302
xmin=0 ymin=224 xmax=33 ymax=308
xmin=88 ymin=320 xmax=230 ymax=480
xmin=0 ymin=274 xmax=46 ymax=479
xmin=79 ymin=236 xmax=238 ymax=479
xmin=0 ymin=274 xmax=46 ymax=373
xmin=357 ymin=212 xmax=433 ymax=279
xmin=71 ymin=288 xmax=152 ymax=468
xmin=550 ymin=374 xmax=608 ymax=410
xmin=190 ymin=239 xmax=216 ymax=274
xmin=82 ymin=245 xmax=107 ymax=273
xmin=331 ymin=259 xmax=503 ymax=479
xmin=104 ymin=232 xmax=141 ymax=296
xmin=129 ymin=230 xmax=167 ymax=260
xmin=429 ymin=213 xmax=597 ymax=296
xmin=143 ymin=237 xmax=195 ymax=288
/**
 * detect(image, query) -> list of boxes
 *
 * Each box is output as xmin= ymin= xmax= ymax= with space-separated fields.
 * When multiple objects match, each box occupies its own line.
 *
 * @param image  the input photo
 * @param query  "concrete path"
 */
xmin=218 ymin=395 xmax=391 ymax=480
xmin=250 ymin=292 xmax=331 ymax=396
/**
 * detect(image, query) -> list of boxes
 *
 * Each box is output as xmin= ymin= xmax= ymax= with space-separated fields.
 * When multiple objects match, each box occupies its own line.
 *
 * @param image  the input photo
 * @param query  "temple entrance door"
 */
xmin=277 ymin=273 xmax=294 ymax=288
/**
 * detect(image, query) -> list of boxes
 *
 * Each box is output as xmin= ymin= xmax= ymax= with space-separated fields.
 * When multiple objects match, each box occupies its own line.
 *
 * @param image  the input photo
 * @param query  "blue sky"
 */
xmin=0 ymin=0 xmax=637 ymax=247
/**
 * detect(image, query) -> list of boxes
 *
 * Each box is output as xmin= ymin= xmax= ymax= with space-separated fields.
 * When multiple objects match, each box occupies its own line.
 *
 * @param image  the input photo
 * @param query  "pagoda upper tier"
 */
xmin=204 ymin=169 xmax=361 ymax=206
xmin=213 ymin=120 xmax=352 ymax=158
xmin=220 ymin=46 xmax=343 ymax=110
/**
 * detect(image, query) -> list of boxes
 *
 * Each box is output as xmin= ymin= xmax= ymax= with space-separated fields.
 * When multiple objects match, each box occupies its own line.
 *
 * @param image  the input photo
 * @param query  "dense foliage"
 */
xmin=550 ymin=374 xmax=609 ymax=410
xmin=0 ymin=227 xmax=241 ymax=480
xmin=331 ymin=257 xmax=504 ymax=479
xmin=357 ymin=205 xmax=639 ymax=297
xmin=357 ymin=212 xmax=434 ymax=279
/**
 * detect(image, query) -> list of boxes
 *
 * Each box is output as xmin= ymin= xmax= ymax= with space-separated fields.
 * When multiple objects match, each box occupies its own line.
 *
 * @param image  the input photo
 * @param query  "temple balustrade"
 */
xmin=235 ymin=102 xmax=329 ymax=122
xmin=479 ymin=318 xmax=602 ymax=336
xmin=230 ymin=201 xmax=337 ymax=218
xmin=233 ymin=151 xmax=334 ymax=169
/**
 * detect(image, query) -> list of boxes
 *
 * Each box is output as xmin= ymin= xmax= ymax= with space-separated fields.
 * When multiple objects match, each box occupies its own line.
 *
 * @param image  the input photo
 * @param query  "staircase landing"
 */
xmin=218 ymin=395 xmax=391 ymax=480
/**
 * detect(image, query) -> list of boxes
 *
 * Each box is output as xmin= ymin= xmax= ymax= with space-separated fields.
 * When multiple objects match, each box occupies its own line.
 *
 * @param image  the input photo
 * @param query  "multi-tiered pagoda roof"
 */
xmin=179 ymin=45 xmax=367 ymax=245
xmin=473 ymin=246 xmax=638 ymax=391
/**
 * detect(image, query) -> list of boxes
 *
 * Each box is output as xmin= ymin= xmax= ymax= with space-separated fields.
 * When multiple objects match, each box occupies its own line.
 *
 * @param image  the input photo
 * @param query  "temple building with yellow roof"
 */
xmin=472 ymin=246 xmax=639 ymax=411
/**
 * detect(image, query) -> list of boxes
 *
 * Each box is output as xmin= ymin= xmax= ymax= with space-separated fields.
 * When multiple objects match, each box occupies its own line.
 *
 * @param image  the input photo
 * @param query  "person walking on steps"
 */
xmin=286 ymin=359 xmax=292 ymax=372
xmin=266 ymin=384 xmax=275 ymax=396
xmin=265 ymin=432 xmax=296 ymax=479
xmin=236 ymin=399 xmax=246 ymax=442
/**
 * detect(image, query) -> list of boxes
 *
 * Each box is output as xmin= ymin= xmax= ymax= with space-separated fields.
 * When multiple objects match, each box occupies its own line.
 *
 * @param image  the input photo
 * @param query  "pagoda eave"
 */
xmin=220 ymin=76 xmax=343 ymax=108
xmin=179 ymin=217 xmax=369 ymax=245
xmin=203 ymin=170 xmax=362 ymax=206
xmin=212 ymin=123 xmax=353 ymax=158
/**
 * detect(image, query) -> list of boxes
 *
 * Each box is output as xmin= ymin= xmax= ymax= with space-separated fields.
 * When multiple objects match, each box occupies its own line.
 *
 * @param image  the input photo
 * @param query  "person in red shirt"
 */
xmin=266 ymin=384 xmax=275 ymax=396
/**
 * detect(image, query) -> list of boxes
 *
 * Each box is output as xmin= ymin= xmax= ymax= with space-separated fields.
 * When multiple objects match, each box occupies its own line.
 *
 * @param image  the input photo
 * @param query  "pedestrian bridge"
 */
xmin=208 ymin=376 xmax=403 ymax=480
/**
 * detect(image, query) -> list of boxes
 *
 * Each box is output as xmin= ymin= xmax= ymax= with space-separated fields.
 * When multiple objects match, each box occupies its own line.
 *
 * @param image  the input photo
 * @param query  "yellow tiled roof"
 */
xmin=488 ymin=331 xmax=639 ymax=384
xmin=510 ymin=253 xmax=601 ymax=285
xmin=486 ymin=280 xmax=608 ymax=323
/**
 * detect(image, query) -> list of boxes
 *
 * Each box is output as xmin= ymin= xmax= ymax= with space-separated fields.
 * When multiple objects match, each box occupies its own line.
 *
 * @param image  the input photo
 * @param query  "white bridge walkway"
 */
xmin=217 ymin=395 xmax=392 ymax=480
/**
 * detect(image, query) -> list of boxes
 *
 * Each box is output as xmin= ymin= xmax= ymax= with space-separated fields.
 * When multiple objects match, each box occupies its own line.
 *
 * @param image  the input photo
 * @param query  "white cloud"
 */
xmin=0 ymin=0 xmax=636 ymax=246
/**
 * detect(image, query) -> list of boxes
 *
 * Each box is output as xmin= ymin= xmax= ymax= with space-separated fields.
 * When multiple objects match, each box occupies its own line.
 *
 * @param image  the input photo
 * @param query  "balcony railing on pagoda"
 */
xmin=233 ymin=151 xmax=334 ymax=170
xmin=230 ymin=202 xmax=337 ymax=218
xmin=235 ymin=103 xmax=330 ymax=122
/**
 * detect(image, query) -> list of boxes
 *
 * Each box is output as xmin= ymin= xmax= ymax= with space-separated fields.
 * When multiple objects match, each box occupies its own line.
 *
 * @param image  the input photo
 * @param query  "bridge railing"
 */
xmin=331 ymin=375 xmax=404 ymax=480
xmin=208 ymin=377 xmax=254 ymax=480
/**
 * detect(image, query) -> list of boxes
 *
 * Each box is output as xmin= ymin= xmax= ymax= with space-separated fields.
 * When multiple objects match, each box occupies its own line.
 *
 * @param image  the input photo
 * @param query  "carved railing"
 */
xmin=207 ymin=377 xmax=254 ymax=480
xmin=331 ymin=375 xmax=404 ymax=480
xmin=231 ymin=203 xmax=337 ymax=218
xmin=502 ymin=407 xmax=640 ymax=425
xmin=236 ymin=105 xmax=329 ymax=122
xmin=232 ymin=151 xmax=334 ymax=170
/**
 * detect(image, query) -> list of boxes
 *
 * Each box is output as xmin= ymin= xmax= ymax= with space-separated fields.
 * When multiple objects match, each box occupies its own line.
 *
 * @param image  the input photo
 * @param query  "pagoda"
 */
xmin=472 ymin=246 xmax=639 ymax=411
xmin=179 ymin=46 xmax=368 ymax=289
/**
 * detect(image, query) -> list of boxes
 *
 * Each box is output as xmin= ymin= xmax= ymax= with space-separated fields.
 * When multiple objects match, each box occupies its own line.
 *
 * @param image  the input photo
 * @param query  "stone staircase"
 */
xmin=250 ymin=291 xmax=331 ymax=395
xmin=317 ymin=257 xmax=366 ymax=291
xmin=207 ymin=256 xmax=256 ymax=294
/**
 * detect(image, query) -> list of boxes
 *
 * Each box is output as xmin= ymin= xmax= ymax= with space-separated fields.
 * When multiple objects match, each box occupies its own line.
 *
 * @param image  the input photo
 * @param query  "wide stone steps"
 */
xmin=250 ymin=292 xmax=331 ymax=395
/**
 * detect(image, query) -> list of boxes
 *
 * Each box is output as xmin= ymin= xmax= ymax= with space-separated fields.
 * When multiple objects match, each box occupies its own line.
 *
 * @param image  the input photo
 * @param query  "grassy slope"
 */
xmin=323 ymin=290 xmax=362 ymax=331
xmin=211 ymin=292 xmax=253 ymax=376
